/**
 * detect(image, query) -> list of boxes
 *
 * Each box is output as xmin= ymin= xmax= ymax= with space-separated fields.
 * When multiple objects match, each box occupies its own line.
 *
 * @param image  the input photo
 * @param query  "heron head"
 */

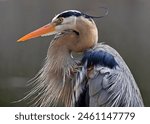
xmin=17 ymin=10 xmax=96 ymax=42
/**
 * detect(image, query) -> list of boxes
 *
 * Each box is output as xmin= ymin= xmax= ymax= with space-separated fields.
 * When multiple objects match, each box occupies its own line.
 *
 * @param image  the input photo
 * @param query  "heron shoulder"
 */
xmin=82 ymin=43 xmax=118 ymax=69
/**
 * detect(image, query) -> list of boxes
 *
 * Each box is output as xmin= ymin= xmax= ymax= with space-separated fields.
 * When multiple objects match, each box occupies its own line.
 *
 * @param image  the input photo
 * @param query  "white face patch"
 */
xmin=55 ymin=16 xmax=77 ymax=32
xmin=62 ymin=16 xmax=76 ymax=25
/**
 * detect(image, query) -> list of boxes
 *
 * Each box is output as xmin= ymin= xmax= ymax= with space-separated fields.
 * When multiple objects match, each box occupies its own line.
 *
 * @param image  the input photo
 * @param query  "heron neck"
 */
xmin=46 ymin=42 xmax=75 ymax=74
xmin=31 ymin=43 xmax=75 ymax=106
xmin=74 ymin=18 xmax=98 ymax=52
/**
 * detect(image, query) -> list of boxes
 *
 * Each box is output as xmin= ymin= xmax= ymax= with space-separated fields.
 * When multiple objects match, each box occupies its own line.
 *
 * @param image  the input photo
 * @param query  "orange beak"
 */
xmin=17 ymin=23 xmax=56 ymax=42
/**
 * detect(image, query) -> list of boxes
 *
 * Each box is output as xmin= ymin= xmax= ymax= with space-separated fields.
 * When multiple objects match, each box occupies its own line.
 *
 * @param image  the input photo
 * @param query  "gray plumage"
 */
xmin=17 ymin=10 xmax=144 ymax=107
xmin=77 ymin=43 xmax=144 ymax=107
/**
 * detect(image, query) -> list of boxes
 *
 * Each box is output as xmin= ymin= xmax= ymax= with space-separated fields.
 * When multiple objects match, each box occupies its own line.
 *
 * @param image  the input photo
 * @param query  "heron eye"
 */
xmin=57 ymin=17 xmax=64 ymax=24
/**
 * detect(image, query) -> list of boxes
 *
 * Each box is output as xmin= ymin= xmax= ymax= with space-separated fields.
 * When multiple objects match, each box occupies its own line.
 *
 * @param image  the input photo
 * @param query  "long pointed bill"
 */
xmin=17 ymin=23 xmax=56 ymax=42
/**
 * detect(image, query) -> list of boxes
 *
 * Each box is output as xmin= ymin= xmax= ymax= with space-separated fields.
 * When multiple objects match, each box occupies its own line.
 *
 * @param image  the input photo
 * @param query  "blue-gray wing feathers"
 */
xmin=77 ymin=43 xmax=144 ymax=107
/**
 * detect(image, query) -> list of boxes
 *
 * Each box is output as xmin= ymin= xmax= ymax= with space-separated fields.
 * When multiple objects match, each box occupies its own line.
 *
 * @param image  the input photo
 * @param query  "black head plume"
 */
xmin=83 ymin=7 xmax=109 ymax=19
xmin=55 ymin=7 xmax=108 ymax=20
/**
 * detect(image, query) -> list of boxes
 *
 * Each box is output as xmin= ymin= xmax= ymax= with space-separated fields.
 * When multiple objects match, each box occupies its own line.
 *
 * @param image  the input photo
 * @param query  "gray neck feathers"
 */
xmin=24 ymin=42 xmax=77 ymax=106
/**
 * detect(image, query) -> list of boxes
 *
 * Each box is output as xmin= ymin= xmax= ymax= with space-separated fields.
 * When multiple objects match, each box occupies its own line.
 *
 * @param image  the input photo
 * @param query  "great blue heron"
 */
xmin=17 ymin=10 xmax=144 ymax=107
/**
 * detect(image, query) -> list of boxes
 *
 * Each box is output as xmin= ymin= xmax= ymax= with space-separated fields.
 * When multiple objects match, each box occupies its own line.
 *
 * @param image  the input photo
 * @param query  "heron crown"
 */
xmin=52 ymin=10 xmax=94 ymax=21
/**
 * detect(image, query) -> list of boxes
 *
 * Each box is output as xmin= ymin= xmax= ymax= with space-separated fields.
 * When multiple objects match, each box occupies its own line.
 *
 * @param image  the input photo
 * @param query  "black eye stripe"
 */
xmin=57 ymin=11 xmax=82 ymax=18
xmin=57 ymin=11 xmax=92 ymax=19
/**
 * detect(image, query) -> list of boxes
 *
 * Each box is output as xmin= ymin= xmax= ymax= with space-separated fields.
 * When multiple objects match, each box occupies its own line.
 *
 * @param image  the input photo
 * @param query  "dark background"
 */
xmin=0 ymin=0 xmax=150 ymax=106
